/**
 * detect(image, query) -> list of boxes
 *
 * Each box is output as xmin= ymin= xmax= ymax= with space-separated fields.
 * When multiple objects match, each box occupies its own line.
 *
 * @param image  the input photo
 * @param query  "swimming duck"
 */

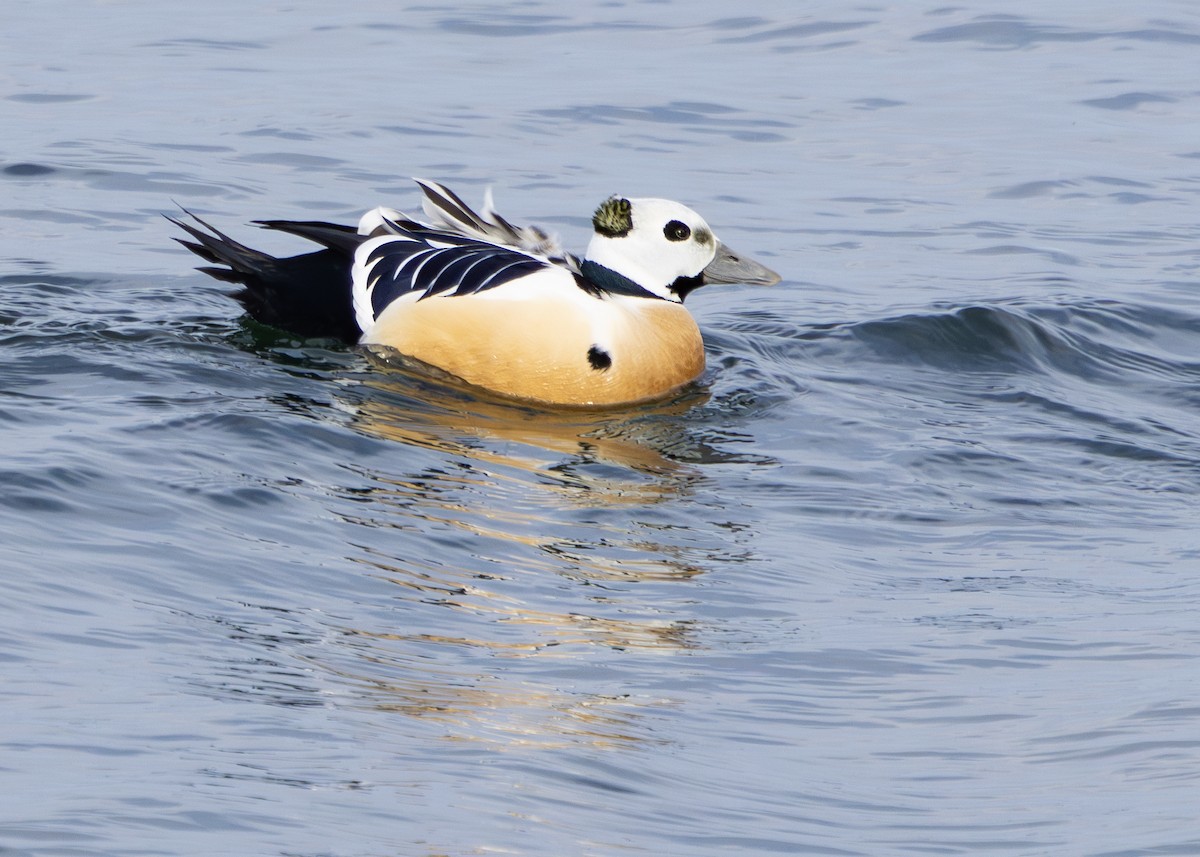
xmin=171 ymin=180 xmax=780 ymax=406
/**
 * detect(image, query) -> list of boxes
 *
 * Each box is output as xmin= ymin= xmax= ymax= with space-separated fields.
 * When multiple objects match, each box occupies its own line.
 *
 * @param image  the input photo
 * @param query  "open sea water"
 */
xmin=3 ymin=2 xmax=1200 ymax=855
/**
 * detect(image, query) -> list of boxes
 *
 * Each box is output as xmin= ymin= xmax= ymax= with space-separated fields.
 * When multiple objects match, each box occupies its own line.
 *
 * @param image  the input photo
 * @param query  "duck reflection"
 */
xmin=191 ymin=593 xmax=686 ymax=749
xmin=348 ymin=354 xmax=715 ymax=474
xmin=311 ymin=366 xmax=726 ymax=744
xmin=199 ymin=359 xmax=756 ymax=749
xmin=338 ymin=365 xmax=721 ymax=578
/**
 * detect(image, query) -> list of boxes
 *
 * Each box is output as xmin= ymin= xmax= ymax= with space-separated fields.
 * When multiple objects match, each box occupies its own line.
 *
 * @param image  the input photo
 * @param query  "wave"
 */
xmin=827 ymin=299 xmax=1200 ymax=387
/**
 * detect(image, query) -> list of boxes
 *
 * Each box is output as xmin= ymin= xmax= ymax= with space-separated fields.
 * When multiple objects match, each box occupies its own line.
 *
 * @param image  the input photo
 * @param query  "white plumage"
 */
xmin=172 ymin=179 xmax=781 ymax=406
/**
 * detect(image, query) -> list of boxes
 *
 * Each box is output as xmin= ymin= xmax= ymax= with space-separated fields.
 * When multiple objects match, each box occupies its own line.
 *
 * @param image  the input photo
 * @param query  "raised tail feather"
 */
xmin=168 ymin=210 xmax=363 ymax=341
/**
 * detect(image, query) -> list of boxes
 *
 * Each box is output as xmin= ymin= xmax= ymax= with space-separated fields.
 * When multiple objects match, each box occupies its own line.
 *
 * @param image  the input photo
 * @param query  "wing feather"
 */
xmin=352 ymin=225 xmax=552 ymax=329
xmin=413 ymin=178 xmax=576 ymax=266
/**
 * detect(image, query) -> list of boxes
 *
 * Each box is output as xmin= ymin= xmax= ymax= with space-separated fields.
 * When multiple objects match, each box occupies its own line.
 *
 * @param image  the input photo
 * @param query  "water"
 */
xmin=3 ymin=2 xmax=1200 ymax=855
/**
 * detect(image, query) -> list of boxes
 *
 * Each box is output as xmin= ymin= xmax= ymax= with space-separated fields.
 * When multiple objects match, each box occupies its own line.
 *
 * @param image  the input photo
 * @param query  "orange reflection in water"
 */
xmin=298 ymin=368 xmax=725 ymax=746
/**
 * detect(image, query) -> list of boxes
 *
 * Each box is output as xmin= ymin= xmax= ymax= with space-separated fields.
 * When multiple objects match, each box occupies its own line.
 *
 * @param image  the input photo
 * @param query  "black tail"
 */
xmin=169 ymin=211 xmax=363 ymax=341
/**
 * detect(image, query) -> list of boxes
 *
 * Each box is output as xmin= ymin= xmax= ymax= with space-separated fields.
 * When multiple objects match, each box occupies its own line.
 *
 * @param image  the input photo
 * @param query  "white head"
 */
xmin=583 ymin=196 xmax=780 ymax=302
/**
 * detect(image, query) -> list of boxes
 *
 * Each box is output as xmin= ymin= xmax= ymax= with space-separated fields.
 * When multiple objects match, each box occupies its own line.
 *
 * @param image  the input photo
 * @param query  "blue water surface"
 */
xmin=3 ymin=2 xmax=1200 ymax=855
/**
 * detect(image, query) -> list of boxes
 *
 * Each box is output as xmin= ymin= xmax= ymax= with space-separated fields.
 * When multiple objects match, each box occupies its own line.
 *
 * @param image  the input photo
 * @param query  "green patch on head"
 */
xmin=592 ymin=196 xmax=633 ymax=238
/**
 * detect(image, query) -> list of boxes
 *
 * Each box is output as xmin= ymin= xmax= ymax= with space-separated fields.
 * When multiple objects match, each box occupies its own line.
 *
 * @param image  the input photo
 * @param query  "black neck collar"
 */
xmin=578 ymin=260 xmax=667 ymax=301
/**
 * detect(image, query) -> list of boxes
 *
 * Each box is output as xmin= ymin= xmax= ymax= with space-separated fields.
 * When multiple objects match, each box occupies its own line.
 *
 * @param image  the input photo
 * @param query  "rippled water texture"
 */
xmin=3 ymin=2 xmax=1200 ymax=855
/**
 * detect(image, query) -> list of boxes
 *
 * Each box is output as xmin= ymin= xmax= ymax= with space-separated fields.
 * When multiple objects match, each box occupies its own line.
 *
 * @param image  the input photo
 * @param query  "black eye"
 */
xmin=663 ymin=220 xmax=691 ymax=242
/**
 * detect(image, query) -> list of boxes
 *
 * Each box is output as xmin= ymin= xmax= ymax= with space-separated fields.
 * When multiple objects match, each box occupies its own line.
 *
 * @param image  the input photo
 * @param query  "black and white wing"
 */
xmin=350 ymin=214 xmax=558 ymax=332
xmin=414 ymin=179 xmax=573 ymax=262
xmin=355 ymin=180 xmax=579 ymax=269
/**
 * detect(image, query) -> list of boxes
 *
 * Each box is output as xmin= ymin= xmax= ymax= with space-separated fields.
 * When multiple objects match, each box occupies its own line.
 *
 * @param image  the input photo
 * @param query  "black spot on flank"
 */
xmin=664 ymin=220 xmax=691 ymax=242
xmin=587 ymin=345 xmax=612 ymax=371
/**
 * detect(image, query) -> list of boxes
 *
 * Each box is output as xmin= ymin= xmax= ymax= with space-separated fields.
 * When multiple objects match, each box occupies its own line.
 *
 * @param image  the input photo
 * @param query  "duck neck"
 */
xmin=578 ymin=260 xmax=671 ymax=301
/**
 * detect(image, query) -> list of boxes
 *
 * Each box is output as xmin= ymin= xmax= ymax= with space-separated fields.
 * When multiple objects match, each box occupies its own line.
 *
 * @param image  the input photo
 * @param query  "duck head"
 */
xmin=583 ymin=196 xmax=781 ymax=302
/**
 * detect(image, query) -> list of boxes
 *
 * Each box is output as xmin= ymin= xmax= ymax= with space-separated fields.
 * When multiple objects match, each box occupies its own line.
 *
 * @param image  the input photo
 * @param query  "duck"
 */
xmin=171 ymin=179 xmax=780 ymax=406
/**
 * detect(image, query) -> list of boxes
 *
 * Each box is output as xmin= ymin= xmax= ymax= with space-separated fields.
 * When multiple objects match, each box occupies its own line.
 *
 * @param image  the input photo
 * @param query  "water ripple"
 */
xmin=5 ymin=3 xmax=1200 ymax=854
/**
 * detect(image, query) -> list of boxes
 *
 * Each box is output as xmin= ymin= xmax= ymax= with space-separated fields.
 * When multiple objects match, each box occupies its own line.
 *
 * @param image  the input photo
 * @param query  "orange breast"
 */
xmin=361 ymin=291 xmax=705 ymax=406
